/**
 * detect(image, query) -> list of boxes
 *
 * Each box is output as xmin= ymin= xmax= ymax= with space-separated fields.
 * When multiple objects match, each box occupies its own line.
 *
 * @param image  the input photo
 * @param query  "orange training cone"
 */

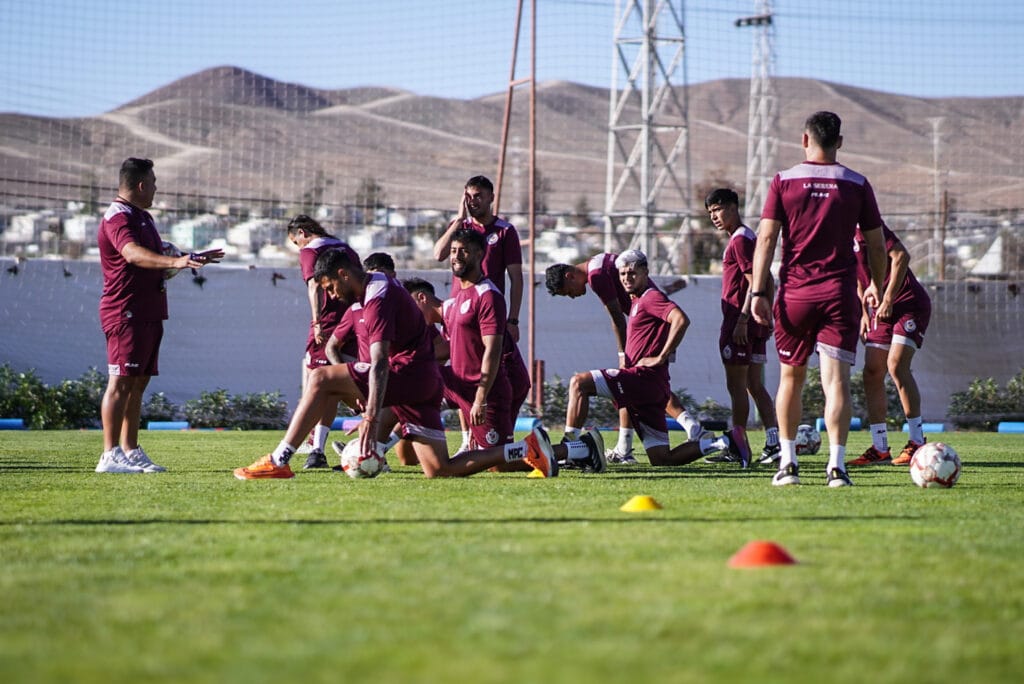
xmin=619 ymin=495 xmax=663 ymax=512
xmin=728 ymin=540 xmax=797 ymax=568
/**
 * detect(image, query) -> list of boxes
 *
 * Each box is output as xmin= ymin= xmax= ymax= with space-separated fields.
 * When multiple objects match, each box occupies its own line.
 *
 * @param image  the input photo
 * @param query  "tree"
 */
xmin=354 ymin=177 xmax=387 ymax=223
xmin=299 ymin=170 xmax=334 ymax=215
xmin=521 ymin=169 xmax=552 ymax=215
xmin=572 ymin=195 xmax=592 ymax=227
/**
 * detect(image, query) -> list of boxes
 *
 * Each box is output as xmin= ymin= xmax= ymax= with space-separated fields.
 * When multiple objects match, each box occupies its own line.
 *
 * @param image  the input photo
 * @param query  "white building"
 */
xmin=64 ymin=215 xmax=100 ymax=243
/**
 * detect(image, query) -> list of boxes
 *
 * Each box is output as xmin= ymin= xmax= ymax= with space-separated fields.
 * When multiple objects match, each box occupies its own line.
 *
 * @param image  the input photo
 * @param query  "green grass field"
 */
xmin=1 ymin=429 xmax=1022 ymax=683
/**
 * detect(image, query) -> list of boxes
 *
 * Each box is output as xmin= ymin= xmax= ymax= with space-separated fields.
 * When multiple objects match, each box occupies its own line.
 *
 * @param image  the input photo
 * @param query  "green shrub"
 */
xmin=183 ymin=388 xmax=288 ymax=429
xmin=948 ymin=370 xmax=1024 ymax=430
xmin=0 ymin=364 xmax=105 ymax=429
xmin=141 ymin=392 xmax=181 ymax=423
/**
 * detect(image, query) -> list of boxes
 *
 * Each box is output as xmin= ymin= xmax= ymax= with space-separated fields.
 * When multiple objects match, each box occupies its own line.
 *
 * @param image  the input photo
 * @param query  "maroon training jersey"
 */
xmin=299 ymin=237 xmax=359 ymax=332
xmin=98 ymin=200 xmax=167 ymax=333
xmin=456 ymin=218 xmax=522 ymax=295
xmin=721 ymin=226 xmax=770 ymax=338
xmin=443 ymin=279 xmax=507 ymax=384
xmin=761 ymin=161 xmax=883 ymax=300
xmin=358 ymin=273 xmax=435 ymax=371
xmin=625 ymin=285 xmax=681 ymax=383
xmin=854 ymin=225 xmax=930 ymax=308
xmin=588 ymin=252 xmax=631 ymax=312
xmin=331 ymin=302 xmax=366 ymax=362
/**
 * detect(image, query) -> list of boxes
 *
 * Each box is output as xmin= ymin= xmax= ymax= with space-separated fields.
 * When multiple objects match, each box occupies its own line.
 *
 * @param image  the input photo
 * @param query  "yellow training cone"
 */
xmin=620 ymin=495 xmax=663 ymax=512
xmin=527 ymin=468 xmax=546 ymax=478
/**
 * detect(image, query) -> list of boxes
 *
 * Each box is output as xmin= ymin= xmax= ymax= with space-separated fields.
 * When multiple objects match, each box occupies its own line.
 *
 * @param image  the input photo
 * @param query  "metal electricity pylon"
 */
xmin=736 ymin=2 xmax=777 ymax=224
xmin=603 ymin=0 xmax=692 ymax=275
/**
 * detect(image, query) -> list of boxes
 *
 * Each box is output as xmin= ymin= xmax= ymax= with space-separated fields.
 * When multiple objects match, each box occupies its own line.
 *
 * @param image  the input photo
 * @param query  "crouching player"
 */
xmin=562 ymin=250 xmax=743 ymax=467
xmin=233 ymin=248 xmax=556 ymax=479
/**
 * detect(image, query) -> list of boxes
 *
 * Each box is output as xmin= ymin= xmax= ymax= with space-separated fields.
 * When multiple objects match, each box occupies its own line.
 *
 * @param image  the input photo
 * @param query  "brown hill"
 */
xmin=1 ymin=66 xmax=1021 ymax=215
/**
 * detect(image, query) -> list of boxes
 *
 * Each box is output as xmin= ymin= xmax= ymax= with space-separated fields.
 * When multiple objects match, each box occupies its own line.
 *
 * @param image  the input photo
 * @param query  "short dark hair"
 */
xmin=465 ymin=175 xmax=494 ymax=194
xmin=313 ymin=247 xmax=361 ymax=282
xmin=805 ymin=111 xmax=842 ymax=149
xmin=705 ymin=188 xmax=739 ymax=209
xmin=287 ymin=214 xmax=331 ymax=237
xmin=119 ymin=158 xmax=153 ymax=188
xmin=545 ymin=264 xmax=573 ymax=296
xmin=450 ymin=227 xmax=486 ymax=253
xmin=402 ymin=277 xmax=436 ymax=297
xmin=363 ymin=252 xmax=395 ymax=273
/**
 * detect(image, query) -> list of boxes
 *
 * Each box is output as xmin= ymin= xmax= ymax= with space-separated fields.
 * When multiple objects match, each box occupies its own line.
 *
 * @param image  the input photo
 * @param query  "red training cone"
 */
xmin=728 ymin=540 xmax=797 ymax=568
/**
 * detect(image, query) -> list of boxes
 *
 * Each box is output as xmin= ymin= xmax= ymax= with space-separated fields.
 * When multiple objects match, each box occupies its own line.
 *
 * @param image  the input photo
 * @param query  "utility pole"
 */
xmin=736 ymin=2 xmax=777 ymax=225
xmin=603 ymin=0 xmax=692 ymax=274
xmin=928 ymin=116 xmax=945 ymax=279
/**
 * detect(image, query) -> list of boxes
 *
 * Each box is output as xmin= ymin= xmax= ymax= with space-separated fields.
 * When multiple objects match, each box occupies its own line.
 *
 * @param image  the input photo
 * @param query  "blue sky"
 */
xmin=1 ymin=0 xmax=1022 ymax=118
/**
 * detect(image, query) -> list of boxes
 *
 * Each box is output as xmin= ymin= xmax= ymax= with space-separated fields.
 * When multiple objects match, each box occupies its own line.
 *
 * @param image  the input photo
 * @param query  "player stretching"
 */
xmin=286 ymin=215 xmax=360 ymax=469
xmin=545 ymin=254 xmax=707 ymax=465
xmin=233 ymin=248 xmax=556 ymax=480
xmin=562 ymin=250 xmax=744 ymax=467
xmin=847 ymin=224 xmax=932 ymax=467
xmin=750 ymin=111 xmax=888 ymax=487
xmin=701 ymin=188 xmax=780 ymax=466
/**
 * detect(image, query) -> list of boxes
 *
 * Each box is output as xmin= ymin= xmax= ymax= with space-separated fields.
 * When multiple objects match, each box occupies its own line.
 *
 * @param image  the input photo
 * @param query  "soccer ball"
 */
xmin=339 ymin=439 xmax=386 ymax=479
xmin=161 ymin=241 xmax=183 ymax=280
xmin=909 ymin=442 xmax=961 ymax=488
xmin=795 ymin=424 xmax=822 ymax=455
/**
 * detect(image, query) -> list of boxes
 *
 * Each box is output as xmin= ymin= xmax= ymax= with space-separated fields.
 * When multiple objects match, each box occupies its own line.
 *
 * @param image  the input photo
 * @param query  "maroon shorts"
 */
xmin=719 ymin=324 xmax=769 ymax=366
xmin=441 ymin=366 xmax=514 ymax=448
xmin=347 ymin=360 xmax=445 ymax=441
xmin=105 ymin=320 xmax=163 ymax=377
xmin=774 ymin=294 xmax=859 ymax=366
xmin=592 ymin=367 xmax=670 ymax=449
xmin=504 ymin=346 xmax=531 ymax=418
xmin=864 ymin=298 xmax=931 ymax=350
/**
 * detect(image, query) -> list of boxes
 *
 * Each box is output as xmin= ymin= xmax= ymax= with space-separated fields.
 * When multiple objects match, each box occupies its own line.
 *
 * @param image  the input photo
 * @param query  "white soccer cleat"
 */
xmin=95 ymin=447 xmax=145 ymax=474
xmin=124 ymin=446 xmax=167 ymax=473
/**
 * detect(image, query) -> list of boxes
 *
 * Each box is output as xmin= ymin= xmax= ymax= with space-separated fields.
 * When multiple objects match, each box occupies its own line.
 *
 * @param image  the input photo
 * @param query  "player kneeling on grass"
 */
xmin=233 ymin=247 xmax=557 ymax=480
xmin=561 ymin=250 xmax=745 ymax=468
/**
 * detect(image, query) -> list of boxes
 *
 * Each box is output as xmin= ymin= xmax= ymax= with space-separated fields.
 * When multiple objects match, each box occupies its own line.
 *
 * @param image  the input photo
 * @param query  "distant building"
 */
xmin=64 ymin=215 xmax=100 ymax=243
xmin=170 ymin=214 xmax=225 ymax=250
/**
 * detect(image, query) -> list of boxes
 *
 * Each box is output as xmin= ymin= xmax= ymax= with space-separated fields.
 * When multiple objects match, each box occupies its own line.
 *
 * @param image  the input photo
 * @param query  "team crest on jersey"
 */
xmin=485 ymin=428 xmax=499 ymax=446
xmin=354 ymin=362 xmax=371 ymax=373
xmin=852 ymin=240 xmax=860 ymax=253
xmin=487 ymin=232 xmax=500 ymax=245
xmin=108 ymin=364 xmax=121 ymax=376
xmin=904 ymin=318 xmax=917 ymax=332
xmin=460 ymin=299 xmax=472 ymax=314
xmin=723 ymin=345 xmax=733 ymax=360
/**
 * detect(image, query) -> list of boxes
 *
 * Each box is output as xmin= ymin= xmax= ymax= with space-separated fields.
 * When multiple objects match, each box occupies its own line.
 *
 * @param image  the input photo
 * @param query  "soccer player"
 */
xmin=750 ymin=111 xmax=888 ymax=487
xmin=233 ymin=248 xmax=557 ymax=480
xmin=562 ymin=250 xmax=743 ymax=467
xmin=286 ymin=215 xmax=360 ymax=469
xmin=545 ymin=254 xmax=706 ymax=464
xmin=97 ymin=157 xmax=223 ymax=473
xmin=701 ymin=188 xmax=780 ymax=466
xmin=847 ymin=224 xmax=933 ymax=467
xmin=433 ymin=175 xmax=530 ymax=453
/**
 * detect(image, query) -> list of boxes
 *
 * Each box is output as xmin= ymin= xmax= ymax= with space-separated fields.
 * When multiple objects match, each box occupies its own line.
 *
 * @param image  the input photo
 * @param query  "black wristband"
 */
xmin=750 ymin=291 xmax=766 ymax=298
xmin=507 ymin=318 xmax=519 ymax=325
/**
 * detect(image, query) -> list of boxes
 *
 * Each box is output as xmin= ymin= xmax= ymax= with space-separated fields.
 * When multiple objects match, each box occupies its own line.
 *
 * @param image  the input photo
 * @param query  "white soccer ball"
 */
xmin=909 ymin=442 xmax=961 ymax=489
xmin=795 ymin=423 xmax=822 ymax=455
xmin=339 ymin=439 xmax=385 ymax=479
xmin=161 ymin=241 xmax=183 ymax=280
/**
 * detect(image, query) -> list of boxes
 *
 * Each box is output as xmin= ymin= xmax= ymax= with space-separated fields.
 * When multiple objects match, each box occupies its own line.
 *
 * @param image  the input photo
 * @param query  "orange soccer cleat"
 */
xmin=233 ymin=454 xmax=295 ymax=480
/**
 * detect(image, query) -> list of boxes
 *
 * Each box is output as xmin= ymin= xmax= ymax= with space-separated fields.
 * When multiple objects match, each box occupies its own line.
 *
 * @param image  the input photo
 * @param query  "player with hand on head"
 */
xmin=700 ymin=188 xmax=780 ymax=467
xmin=96 ymin=157 xmax=223 ymax=474
xmin=846 ymin=224 xmax=932 ymax=467
xmin=233 ymin=248 xmax=557 ymax=480
xmin=750 ymin=111 xmax=888 ymax=487
xmin=561 ymin=250 xmax=744 ymax=469
xmin=434 ymin=175 xmax=530 ymax=455
xmin=545 ymin=254 xmax=706 ymax=465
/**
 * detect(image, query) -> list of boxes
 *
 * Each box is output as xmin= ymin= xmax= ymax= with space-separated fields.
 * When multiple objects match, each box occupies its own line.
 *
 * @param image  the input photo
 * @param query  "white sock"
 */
xmin=765 ymin=426 xmax=779 ymax=447
xmin=503 ymin=440 xmax=527 ymax=462
xmin=870 ymin=423 xmax=888 ymax=452
xmin=565 ymin=440 xmax=591 ymax=462
xmin=779 ymin=439 xmax=797 ymax=469
xmin=907 ymin=416 xmax=924 ymax=444
xmin=564 ymin=426 xmax=582 ymax=440
xmin=828 ymin=444 xmax=846 ymax=472
xmin=312 ymin=424 xmax=330 ymax=452
xmin=460 ymin=430 xmax=472 ymax=445
xmin=678 ymin=410 xmax=697 ymax=433
xmin=272 ymin=441 xmax=296 ymax=466
xmin=615 ymin=428 xmax=634 ymax=453
xmin=699 ymin=436 xmax=724 ymax=455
